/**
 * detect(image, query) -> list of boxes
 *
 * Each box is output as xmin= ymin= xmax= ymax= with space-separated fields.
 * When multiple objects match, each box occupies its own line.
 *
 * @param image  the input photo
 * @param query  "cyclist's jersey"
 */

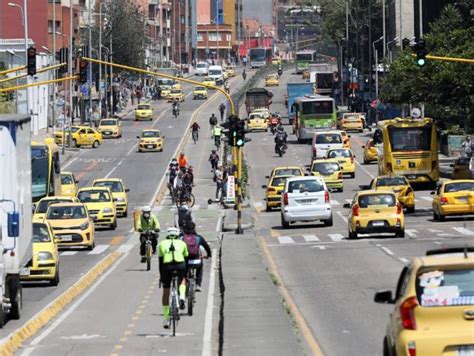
xmin=191 ymin=123 xmax=200 ymax=131
xmin=212 ymin=126 xmax=223 ymax=136
xmin=178 ymin=156 xmax=188 ymax=168
xmin=136 ymin=214 xmax=160 ymax=231
xmin=158 ymin=239 xmax=188 ymax=264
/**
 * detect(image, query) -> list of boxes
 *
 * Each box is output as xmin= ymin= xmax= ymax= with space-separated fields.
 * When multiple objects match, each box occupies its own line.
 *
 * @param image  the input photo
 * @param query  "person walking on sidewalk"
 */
xmin=214 ymin=165 xmax=225 ymax=201
xmin=209 ymin=113 xmax=218 ymax=138
xmin=461 ymin=136 xmax=473 ymax=158
xmin=219 ymin=103 xmax=226 ymax=121
xmin=209 ymin=150 xmax=219 ymax=172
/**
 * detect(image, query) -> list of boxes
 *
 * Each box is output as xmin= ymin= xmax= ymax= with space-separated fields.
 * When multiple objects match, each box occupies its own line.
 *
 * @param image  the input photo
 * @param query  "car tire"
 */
xmin=339 ymin=187 xmax=344 ymax=193
xmin=281 ymin=215 xmax=290 ymax=229
xmin=349 ymin=230 xmax=358 ymax=239
xmin=9 ymin=283 xmax=22 ymax=320
xmin=324 ymin=215 xmax=333 ymax=227
xmin=110 ymin=219 xmax=117 ymax=230
xmin=92 ymin=140 xmax=100 ymax=148
xmin=123 ymin=209 xmax=128 ymax=218
xmin=350 ymin=172 xmax=355 ymax=178
xmin=50 ymin=268 xmax=60 ymax=287
xmin=437 ymin=212 xmax=445 ymax=222
xmin=363 ymin=158 xmax=368 ymax=164
xmin=383 ymin=337 xmax=390 ymax=356
xmin=73 ymin=139 xmax=78 ymax=148
xmin=87 ymin=241 xmax=95 ymax=251
xmin=406 ymin=206 xmax=415 ymax=214
xmin=397 ymin=229 xmax=405 ymax=238
xmin=266 ymin=205 xmax=271 ymax=212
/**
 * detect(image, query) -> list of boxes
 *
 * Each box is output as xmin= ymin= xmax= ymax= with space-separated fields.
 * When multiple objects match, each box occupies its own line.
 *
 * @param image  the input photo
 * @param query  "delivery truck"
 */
xmin=245 ymin=88 xmax=272 ymax=115
xmin=286 ymin=82 xmax=313 ymax=125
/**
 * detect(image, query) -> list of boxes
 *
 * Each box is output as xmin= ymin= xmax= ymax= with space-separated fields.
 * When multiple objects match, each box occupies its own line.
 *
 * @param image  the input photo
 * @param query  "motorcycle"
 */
xmin=276 ymin=142 xmax=286 ymax=157
xmin=277 ymin=68 xmax=282 ymax=77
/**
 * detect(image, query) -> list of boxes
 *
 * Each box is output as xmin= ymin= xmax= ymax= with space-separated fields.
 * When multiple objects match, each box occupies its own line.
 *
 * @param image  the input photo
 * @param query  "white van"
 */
xmin=208 ymin=65 xmax=224 ymax=85
xmin=196 ymin=62 xmax=209 ymax=76
xmin=311 ymin=131 xmax=344 ymax=159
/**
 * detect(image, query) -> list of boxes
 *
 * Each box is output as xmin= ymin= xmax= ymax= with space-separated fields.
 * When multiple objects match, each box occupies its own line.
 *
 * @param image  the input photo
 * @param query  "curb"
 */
xmin=0 ymin=252 xmax=121 ymax=355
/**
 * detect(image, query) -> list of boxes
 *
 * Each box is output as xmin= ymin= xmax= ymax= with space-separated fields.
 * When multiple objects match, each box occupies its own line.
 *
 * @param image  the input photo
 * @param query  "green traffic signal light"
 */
xmin=417 ymin=58 xmax=426 ymax=66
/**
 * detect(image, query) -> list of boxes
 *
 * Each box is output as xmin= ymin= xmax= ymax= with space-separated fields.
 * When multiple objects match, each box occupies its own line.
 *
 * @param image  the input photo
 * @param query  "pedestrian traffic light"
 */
xmin=27 ymin=47 xmax=36 ymax=76
xmin=79 ymin=59 xmax=88 ymax=84
xmin=414 ymin=39 xmax=427 ymax=67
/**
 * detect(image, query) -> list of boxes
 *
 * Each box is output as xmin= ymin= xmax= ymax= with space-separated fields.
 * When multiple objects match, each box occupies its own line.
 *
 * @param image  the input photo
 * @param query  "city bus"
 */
xmin=374 ymin=117 xmax=439 ymax=188
xmin=249 ymin=48 xmax=272 ymax=68
xmin=295 ymin=50 xmax=316 ymax=74
xmin=293 ymin=95 xmax=336 ymax=142
xmin=31 ymin=138 xmax=61 ymax=203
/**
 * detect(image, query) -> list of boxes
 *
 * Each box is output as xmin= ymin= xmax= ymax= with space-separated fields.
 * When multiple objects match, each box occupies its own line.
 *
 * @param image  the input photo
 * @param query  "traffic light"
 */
xmin=79 ymin=59 xmax=88 ymax=84
xmin=27 ymin=47 xmax=36 ymax=76
xmin=414 ymin=39 xmax=427 ymax=67
xmin=222 ymin=115 xmax=238 ymax=146
xmin=235 ymin=120 xmax=247 ymax=147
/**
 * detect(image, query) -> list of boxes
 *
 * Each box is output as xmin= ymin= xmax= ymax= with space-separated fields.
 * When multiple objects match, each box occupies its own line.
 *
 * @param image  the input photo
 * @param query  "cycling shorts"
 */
xmin=161 ymin=262 xmax=186 ymax=288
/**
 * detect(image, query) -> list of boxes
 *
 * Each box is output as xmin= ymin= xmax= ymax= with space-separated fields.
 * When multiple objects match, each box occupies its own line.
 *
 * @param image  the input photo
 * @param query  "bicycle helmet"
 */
xmin=166 ymin=227 xmax=180 ymax=239
xmin=142 ymin=205 xmax=151 ymax=218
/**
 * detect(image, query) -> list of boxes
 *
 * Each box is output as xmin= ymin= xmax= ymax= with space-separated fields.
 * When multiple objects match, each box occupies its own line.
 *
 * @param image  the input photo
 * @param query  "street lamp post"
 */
xmin=56 ymin=31 xmax=71 ymax=154
xmin=372 ymin=36 xmax=383 ymax=98
xmin=387 ymin=37 xmax=399 ymax=63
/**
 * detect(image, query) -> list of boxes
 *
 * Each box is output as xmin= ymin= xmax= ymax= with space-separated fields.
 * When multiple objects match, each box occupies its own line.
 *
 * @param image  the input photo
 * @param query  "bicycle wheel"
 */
xmin=187 ymin=193 xmax=195 ymax=207
xmin=187 ymin=279 xmax=194 ymax=316
xmin=146 ymin=242 xmax=152 ymax=271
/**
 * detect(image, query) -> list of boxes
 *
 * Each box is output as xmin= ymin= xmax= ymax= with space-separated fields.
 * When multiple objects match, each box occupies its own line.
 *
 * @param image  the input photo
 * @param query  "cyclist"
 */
xmin=184 ymin=166 xmax=194 ymax=186
xmin=136 ymin=206 xmax=160 ymax=262
xmin=178 ymin=152 xmax=188 ymax=169
xmin=212 ymin=124 xmax=222 ymax=148
xmin=173 ymin=170 xmax=184 ymax=198
xmin=181 ymin=221 xmax=212 ymax=292
xmin=190 ymin=122 xmax=200 ymax=143
xmin=159 ymin=227 xmax=189 ymax=328
xmin=208 ymin=150 xmax=219 ymax=171
xmin=209 ymin=113 xmax=218 ymax=137
xmin=175 ymin=202 xmax=194 ymax=231
xmin=218 ymin=103 xmax=226 ymax=121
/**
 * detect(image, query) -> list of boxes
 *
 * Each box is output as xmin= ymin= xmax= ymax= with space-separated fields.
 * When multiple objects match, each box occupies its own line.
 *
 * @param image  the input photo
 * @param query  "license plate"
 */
xmin=457 ymin=346 xmax=474 ymax=356
xmin=457 ymin=197 xmax=468 ymax=203
xmin=300 ymin=199 xmax=316 ymax=205
xmin=20 ymin=267 xmax=30 ymax=276
xmin=408 ymin=175 xmax=417 ymax=180
xmin=338 ymin=160 xmax=345 ymax=164
xmin=105 ymin=131 xmax=111 ymax=135
xmin=372 ymin=221 xmax=385 ymax=227
xmin=60 ymin=235 xmax=73 ymax=241
xmin=147 ymin=145 xmax=154 ymax=149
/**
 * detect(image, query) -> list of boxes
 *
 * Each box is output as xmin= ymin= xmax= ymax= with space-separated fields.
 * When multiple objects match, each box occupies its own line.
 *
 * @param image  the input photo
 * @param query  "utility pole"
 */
xmin=110 ymin=33 xmax=114 ymax=117
xmin=88 ymin=0 xmax=93 ymax=124
xmin=52 ymin=0 xmax=56 ymax=131
xmin=382 ymin=0 xmax=386 ymax=57
xmin=368 ymin=0 xmax=372 ymax=99
xmin=99 ymin=2 xmax=103 ymax=119
xmin=24 ymin=0 xmax=30 ymax=120
xmin=215 ymin=0 xmax=220 ymax=61
xmin=418 ymin=0 xmax=423 ymax=37
xmin=69 ymin=0 xmax=73 ymax=138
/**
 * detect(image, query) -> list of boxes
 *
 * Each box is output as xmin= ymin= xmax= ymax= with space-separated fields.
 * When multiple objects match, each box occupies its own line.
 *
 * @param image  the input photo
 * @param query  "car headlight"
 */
xmin=80 ymin=222 xmax=90 ymax=230
xmin=115 ymin=197 xmax=125 ymax=202
xmin=103 ymin=207 xmax=113 ymax=213
xmin=38 ymin=251 xmax=53 ymax=261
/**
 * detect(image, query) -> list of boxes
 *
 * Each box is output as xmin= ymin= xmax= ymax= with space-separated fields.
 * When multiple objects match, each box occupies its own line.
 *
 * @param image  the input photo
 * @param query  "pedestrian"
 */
xmin=214 ymin=165 xmax=224 ymax=200
xmin=208 ymin=150 xmax=219 ymax=171
xmin=218 ymin=103 xmax=226 ymax=121
xmin=131 ymin=91 xmax=135 ymax=105
xmin=91 ymin=105 xmax=100 ymax=127
xmin=209 ymin=113 xmax=218 ymax=137
xmin=461 ymin=135 xmax=473 ymax=158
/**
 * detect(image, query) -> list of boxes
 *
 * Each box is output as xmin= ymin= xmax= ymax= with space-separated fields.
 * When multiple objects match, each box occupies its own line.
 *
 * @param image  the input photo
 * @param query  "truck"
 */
xmin=245 ymin=88 xmax=272 ymax=115
xmin=286 ymin=82 xmax=313 ymax=125
xmin=0 ymin=115 xmax=33 ymax=326
xmin=311 ymin=71 xmax=335 ymax=96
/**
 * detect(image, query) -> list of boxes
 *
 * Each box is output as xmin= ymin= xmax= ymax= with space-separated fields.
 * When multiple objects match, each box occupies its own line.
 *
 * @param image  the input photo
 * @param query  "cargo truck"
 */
xmin=0 ymin=115 xmax=33 ymax=326
xmin=286 ymin=82 xmax=313 ymax=126
xmin=245 ymin=88 xmax=272 ymax=115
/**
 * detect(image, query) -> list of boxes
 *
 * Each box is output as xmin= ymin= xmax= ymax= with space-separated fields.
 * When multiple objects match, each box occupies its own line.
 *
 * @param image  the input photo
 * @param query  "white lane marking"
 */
xmin=104 ymin=166 xmax=117 ymax=179
xmin=21 ymin=252 xmax=129 ymax=355
xmin=192 ymin=204 xmax=201 ymax=211
xmin=345 ymin=199 xmax=353 ymax=203
xmin=154 ymin=206 xmax=164 ymax=212
xmin=328 ymin=233 xmax=344 ymax=241
xmin=336 ymin=211 xmax=348 ymax=223
xmin=330 ymin=199 xmax=340 ymax=206
xmin=405 ymin=229 xmax=418 ymax=238
xmin=60 ymin=251 xmax=78 ymax=256
xmin=117 ymin=244 xmax=135 ymax=254
xmin=420 ymin=196 xmax=433 ymax=202
xmin=216 ymin=215 xmax=223 ymax=232
xmin=437 ymin=233 xmax=454 ymax=237
xmin=380 ymin=246 xmax=395 ymax=256
xmin=253 ymin=201 xmax=263 ymax=208
xmin=312 ymin=245 xmax=326 ymax=250
xmin=399 ymin=257 xmax=409 ymax=263
xmin=277 ymin=236 xmax=294 ymax=244
xmin=202 ymin=249 xmax=217 ymax=356
xmin=355 ymin=160 xmax=375 ymax=179
xmin=433 ymin=241 xmax=443 ymax=245
xmin=303 ymin=234 xmax=320 ymax=242
xmin=87 ymin=244 xmax=110 ymax=255
xmin=62 ymin=156 xmax=79 ymax=170
xmin=428 ymin=228 xmax=443 ymax=233
xmin=452 ymin=227 xmax=474 ymax=236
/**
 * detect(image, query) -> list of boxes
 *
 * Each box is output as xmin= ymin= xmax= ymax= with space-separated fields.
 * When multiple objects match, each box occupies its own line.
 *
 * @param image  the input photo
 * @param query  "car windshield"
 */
xmin=316 ymin=134 xmax=342 ymax=144
xmin=388 ymin=125 xmax=432 ymax=151
xmin=270 ymin=177 xmax=288 ymax=187
xmin=376 ymin=177 xmax=407 ymax=187
xmin=142 ymin=131 xmax=160 ymax=138
xmin=195 ymin=86 xmax=206 ymax=91
xmin=33 ymin=223 xmax=51 ymax=242
xmin=274 ymin=169 xmax=301 ymax=176
xmin=61 ymin=174 xmax=74 ymax=185
xmin=249 ymin=115 xmax=263 ymax=120
xmin=312 ymin=162 xmax=340 ymax=174
xmin=327 ymin=149 xmax=352 ymax=158
xmin=137 ymin=105 xmax=150 ymax=110
xmin=197 ymin=63 xmax=207 ymax=68
xmin=100 ymin=120 xmax=117 ymax=126
xmin=456 ymin=158 xmax=470 ymax=166
xmin=344 ymin=115 xmax=360 ymax=122
xmin=94 ymin=181 xmax=124 ymax=192
xmin=444 ymin=182 xmax=474 ymax=193
xmin=70 ymin=127 xmax=80 ymax=133
xmin=358 ymin=194 xmax=396 ymax=207
xmin=288 ymin=180 xmax=324 ymax=193
xmin=47 ymin=206 xmax=87 ymax=219
xmin=171 ymin=90 xmax=181 ymax=94
xmin=209 ymin=69 xmax=221 ymax=76
xmin=203 ymin=78 xmax=213 ymax=82
xmin=417 ymin=269 xmax=474 ymax=307
xmin=77 ymin=190 xmax=111 ymax=202
xmin=36 ymin=199 xmax=71 ymax=213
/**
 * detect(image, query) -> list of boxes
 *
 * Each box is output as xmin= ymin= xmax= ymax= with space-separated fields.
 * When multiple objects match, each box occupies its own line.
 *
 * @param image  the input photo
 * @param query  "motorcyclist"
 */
xmin=218 ymin=103 xmax=226 ymax=121
xmin=190 ymin=122 xmax=200 ymax=142
xmin=172 ymin=99 xmax=180 ymax=116
xmin=277 ymin=66 xmax=283 ymax=76
xmin=168 ymin=158 xmax=179 ymax=194
xmin=136 ymin=206 xmax=160 ymax=262
xmin=224 ymin=81 xmax=230 ymax=94
xmin=274 ymin=126 xmax=288 ymax=154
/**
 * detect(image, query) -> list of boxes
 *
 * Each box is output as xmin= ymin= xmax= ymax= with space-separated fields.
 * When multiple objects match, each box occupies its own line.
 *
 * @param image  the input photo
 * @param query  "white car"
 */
xmin=196 ymin=62 xmax=209 ymax=76
xmin=281 ymin=176 xmax=333 ymax=228
xmin=208 ymin=65 xmax=224 ymax=85
xmin=311 ymin=131 xmax=344 ymax=159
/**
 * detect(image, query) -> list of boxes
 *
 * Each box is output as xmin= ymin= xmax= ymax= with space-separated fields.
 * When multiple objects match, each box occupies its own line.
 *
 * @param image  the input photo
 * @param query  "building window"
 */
xmin=48 ymin=0 xmax=61 ymax=3
xmin=197 ymin=34 xmax=203 ymax=42
xmin=48 ymin=20 xmax=61 ymax=34
xmin=208 ymin=32 xmax=222 ymax=41
xmin=226 ymin=34 xmax=231 ymax=41
xmin=181 ymin=15 xmax=185 ymax=24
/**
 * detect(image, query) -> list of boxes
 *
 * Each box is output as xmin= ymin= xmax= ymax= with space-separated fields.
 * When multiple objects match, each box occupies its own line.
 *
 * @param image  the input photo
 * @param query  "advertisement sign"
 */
xmin=226 ymin=175 xmax=236 ymax=203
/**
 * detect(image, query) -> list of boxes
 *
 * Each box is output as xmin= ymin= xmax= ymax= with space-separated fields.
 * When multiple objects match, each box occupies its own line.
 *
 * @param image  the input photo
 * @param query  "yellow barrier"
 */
xmin=0 ymin=65 xmax=26 ymax=76
xmin=0 ymin=63 xmax=67 ymax=84
xmin=0 ymin=75 xmax=77 ymax=93
xmin=412 ymin=53 xmax=474 ymax=64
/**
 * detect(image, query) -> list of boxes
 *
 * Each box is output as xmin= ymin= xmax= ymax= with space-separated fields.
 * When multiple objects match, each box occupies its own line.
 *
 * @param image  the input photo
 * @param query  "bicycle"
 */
xmin=192 ymin=130 xmax=199 ymax=144
xmin=142 ymin=231 xmax=157 ymax=271
xmin=175 ymin=185 xmax=195 ymax=208
xmin=186 ymin=261 xmax=200 ymax=316
xmin=169 ymin=271 xmax=180 ymax=336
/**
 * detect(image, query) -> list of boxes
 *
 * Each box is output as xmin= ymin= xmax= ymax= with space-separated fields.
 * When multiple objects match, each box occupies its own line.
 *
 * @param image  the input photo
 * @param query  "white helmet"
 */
xmin=166 ymin=227 xmax=179 ymax=239
xmin=142 ymin=206 xmax=151 ymax=213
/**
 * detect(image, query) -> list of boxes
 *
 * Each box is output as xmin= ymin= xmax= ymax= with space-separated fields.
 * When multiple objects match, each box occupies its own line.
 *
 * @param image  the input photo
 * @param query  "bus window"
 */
xmin=302 ymin=101 xmax=333 ymax=114
xmin=54 ymin=151 xmax=60 ymax=174
xmin=388 ymin=126 xmax=431 ymax=151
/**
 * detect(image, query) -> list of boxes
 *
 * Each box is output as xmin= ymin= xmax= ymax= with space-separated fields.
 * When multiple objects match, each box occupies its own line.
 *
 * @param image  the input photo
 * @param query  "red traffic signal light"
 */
xmin=27 ymin=47 xmax=36 ymax=76
xmin=78 ymin=59 xmax=88 ymax=84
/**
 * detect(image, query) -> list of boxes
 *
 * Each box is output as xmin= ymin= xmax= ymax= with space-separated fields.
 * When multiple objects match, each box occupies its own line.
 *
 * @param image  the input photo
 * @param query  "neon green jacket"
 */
xmin=158 ymin=239 xmax=188 ymax=264
xmin=137 ymin=214 xmax=160 ymax=231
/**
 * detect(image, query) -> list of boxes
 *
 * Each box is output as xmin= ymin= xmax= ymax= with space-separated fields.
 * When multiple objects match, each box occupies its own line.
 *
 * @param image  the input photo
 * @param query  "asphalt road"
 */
xmin=244 ymin=69 xmax=474 ymax=355
xmin=1 ymin=71 xmax=250 ymax=355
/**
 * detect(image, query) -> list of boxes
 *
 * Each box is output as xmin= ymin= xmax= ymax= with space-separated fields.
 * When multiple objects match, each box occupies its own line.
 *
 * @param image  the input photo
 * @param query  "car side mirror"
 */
xmin=374 ymin=290 xmax=394 ymax=304
xmin=430 ymin=191 xmax=435 ymax=195
xmin=343 ymin=203 xmax=351 ymax=209
xmin=359 ymin=185 xmax=370 ymax=190
xmin=265 ymin=175 xmax=270 ymax=179
xmin=162 ymin=136 xmax=166 ymax=139
xmin=7 ymin=211 xmax=20 ymax=237
xmin=75 ymin=180 xmax=79 ymax=184
xmin=136 ymin=136 xmax=140 ymax=139
xmin=32 ymin=204 xmax=37 ymax=214
xmin=348 ymin=135 xmax=351 ymax=138
xmin=361 ymin=145 xmax=365 ymax=148
xmin=261 ymin=185 xmax=267 ymax=189
xmin=125 ymin=188 xmax=130 ymax=192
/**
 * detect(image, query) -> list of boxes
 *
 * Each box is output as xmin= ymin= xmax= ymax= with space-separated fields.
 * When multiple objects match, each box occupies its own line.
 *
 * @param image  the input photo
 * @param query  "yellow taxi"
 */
xmin=366 ymin=175 xmax=415 ymax=213
xmin=310 ymin=159 xmax=343 ymax=192
xmin=272 ymin=58 xmax=282 ymax=66
xmin=252 ymin=108 xmax=271 ymax=120
xmin=247 ymin=112 xmax=268 ymax=132
xmin=337 ymin=113 xmax=364 ymax=132
xmin=202 ymin=77 xmax=216 ymax=88
xmin=344 ymin=190 xmax=405 ymax=239
xmin=266 ymin=166 xmax=305 ymax=179
xmin=168 ymin=89 xmax=185 ymax=102
xmin=135 ymin=103 xmax=153 ymax=121
xmin=33 ymin=196 xmax=80 ymax=222
xmin=224 ymin=67 xmax=236 ymax=77
xmin=263 ymin=175 xmax=293 ymax=211
xmin=60 ymin=172 xmax=78 ymax=197
xmin=45 ymin=202 xmax=95 ymax=250
xmin=92 ymin=178 xmax=129 ymax=218
xmin=432 ymin=179 xmax=474 ymax=221
xmin=77 ymin=187 xmax=117 ymax=230
xmin=193 ymin=86 xmax=208 ymax=100
xmin=21 ymin=222 xmax=60 ymax=286
xmin=340 ymin=130 xmax=351 ymax=149
xmin=54 ymin=125 xmax=85 ymax=145
xmin=302 ymin=70 xmax=310 ymax=79
xmin=98 ymin=118 xmax=122 ymax=138
xmin=172 ymin=82 xmax=182 ymax=90
xmin=265 ymin=74 xmax=279 ymax=87
xmin=451 ymin=157 xmax=474 ymax=179
xmin=362 ymin=138 xmax=379 ymax=164
xmin=374 ymin=247 xmax=474 ymax=356
xmin=137 ymin=129 xmax=164 ymax=152
xmin=160 ymin=86 xmax=171 ymax=99
xmin=55 ymin=126 xmax=103 ymax=148
xmin=326 ymin=148 xmax=356 ymax=178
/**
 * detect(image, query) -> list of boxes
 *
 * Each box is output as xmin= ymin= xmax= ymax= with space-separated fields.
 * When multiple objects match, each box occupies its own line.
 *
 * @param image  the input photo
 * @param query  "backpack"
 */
xmin=178 ymin=207 xmax=192 ymax=226
xmin=183 ymin=234 xmax=200 ymax=258
xmin=275 ymin=134 xmax=285 ymax=144
xmin=210 ymin=116 xmax=217 ymax=125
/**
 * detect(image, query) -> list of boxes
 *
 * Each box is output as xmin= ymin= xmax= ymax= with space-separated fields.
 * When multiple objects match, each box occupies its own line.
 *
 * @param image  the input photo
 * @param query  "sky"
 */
xmin=242 ymin=0 xmax=273 ymax=25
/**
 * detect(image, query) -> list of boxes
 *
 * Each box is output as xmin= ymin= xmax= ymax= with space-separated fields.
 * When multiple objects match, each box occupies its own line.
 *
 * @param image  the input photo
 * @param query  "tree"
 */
xmin=380 ymin=5 xmax=474 ymax=130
